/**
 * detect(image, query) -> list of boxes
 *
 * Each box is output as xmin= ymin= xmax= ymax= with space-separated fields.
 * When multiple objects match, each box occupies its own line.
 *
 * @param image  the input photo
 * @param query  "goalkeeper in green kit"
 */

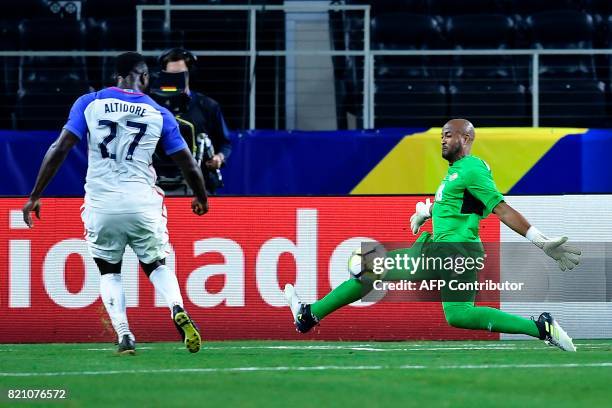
xmin=284 ymin=119 xmax=582 ymax=351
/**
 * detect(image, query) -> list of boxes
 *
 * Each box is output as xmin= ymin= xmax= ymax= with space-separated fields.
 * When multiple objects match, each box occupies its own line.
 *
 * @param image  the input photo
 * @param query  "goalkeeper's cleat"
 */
xmin=172 ymin=305 xmax=202 ymax=353
xmin=117 ymin=334 xmax=136 ymax=355
xmin=283 ymin=284 xmax=319 ymax=334
xmin=535 ymin=312 xmax=577 ymax=352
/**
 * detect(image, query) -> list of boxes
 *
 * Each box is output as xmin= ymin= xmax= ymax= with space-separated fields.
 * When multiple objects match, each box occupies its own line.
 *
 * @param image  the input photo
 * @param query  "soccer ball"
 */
xmin=348 ymin=248 xmax=365 ymax=277
xmin=348 ymin=244 xmax=387 ymax=278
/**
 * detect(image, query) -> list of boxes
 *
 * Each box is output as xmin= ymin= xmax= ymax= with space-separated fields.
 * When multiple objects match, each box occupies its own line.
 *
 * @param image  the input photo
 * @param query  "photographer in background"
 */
xmin=156 ymin=48 xmax=232 ymax=194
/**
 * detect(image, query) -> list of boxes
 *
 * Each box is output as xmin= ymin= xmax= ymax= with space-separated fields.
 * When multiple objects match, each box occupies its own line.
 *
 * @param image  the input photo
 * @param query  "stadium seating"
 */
xmin=371 ymin=13 xmax=447 ymax=127
xmin=525 ymin=10 xmax=602 ymax=127
xmin=446 ymin=14 xmax=516 ymax=49
xmin=508 ymin=0 xmax=586 ymax=17
xmin=428 ymin=0 xmax=506 ymax=16
xmin=445 ymin=14 xmax=528 ymax=126
xmin=528 ymin=11 xmax=595 ymax=49
xmin=2 ymin=0 xmax=612 ymax=130
xmin=0 ymin=20 xmax=19 ymax=128
xmin=587 ymin=0 xmax=612 ymax=15
xmin=3 ymin=0 xmax=51 ymax=20
xmin=344 ymin=0 xmax=429 ymax=15
xmin=372 ymin=13 xmax=443 ymax=50
xmin=83 ymin=0 xmax=140 ymax=18
xmin=449 ymin=83 xmax=529 ymax=126
xmin=605 ymin=16 xmax=612 ymax=86
xmin=19 ymin=17 xmax=87 ymax=51
xmin=372 ymin=13 xmax=443 ymax=78
xmin=15 ymin=18 xmax=90 ymax=130
xmin=375 ymin=81 xmax=447 ymax=127
xmin=539 ymin=79 xmax=607 ymax=127
xmin=445 ymin=14 xmax=518 ymax=80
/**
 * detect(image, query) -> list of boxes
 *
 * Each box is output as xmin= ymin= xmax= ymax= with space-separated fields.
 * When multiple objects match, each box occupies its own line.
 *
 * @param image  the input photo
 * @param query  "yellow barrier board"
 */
xmin=351 ymin=128 xmax=587 ymax=194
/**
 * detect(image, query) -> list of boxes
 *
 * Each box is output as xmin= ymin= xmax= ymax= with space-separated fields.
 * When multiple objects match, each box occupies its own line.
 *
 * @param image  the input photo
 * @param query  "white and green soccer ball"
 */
xmin=348 ymin=244 xmax=387 ymax=278
xmin=348 ymin=248 xmax=365 ymax=277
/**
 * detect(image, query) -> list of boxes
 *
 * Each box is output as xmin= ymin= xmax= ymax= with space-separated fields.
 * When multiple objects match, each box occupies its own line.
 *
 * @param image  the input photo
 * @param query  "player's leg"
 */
xmin=285 ymin=231 xmax=433 ymax=333
xmin=437 ymin=242 xmax=541 ymax=338
xmin=438 ymin=250 xmax=575 ymax=351
xmin=442 ymin=300 xmax=575 ymax=350
xmin=140 ymin=258 xmax=184 ymax=311
xmin=81 ymin=207 xmax=134 ymax=354
xmin=442 ymin=301 xmax=540 ymax=337
xmin=130 ymin=207 xmax=201 ymax=353
xmin=139 ymin=258 xmax=199 ymax=351
xmin=95 ymin=258 xmax=135 ymax=355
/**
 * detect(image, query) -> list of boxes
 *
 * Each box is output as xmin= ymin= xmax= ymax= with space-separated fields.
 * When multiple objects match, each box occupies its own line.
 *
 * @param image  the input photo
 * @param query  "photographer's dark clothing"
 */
xmin=180 ymin=91 xmax=232 ymax=161
xmin=152 ymin=90 xmax=231 ymax=194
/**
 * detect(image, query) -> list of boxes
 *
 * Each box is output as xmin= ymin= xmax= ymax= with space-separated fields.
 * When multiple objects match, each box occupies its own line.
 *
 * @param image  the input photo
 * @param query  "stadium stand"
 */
xmin=372 ymin=13 xmax=446 ymax=127
xmin=15 ymin=17 xmax=90 ymax=130
xmin=2 ymin=0 xmax=612 ymax=129
xmin=526 ymin=10 xmax=607 ymax=127
xmin=445 ymin=14 xmax=529 ymax=126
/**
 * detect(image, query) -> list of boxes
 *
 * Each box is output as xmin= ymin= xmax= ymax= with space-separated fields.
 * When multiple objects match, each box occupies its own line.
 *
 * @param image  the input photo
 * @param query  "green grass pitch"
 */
xmin=0 ymin=340 xmax=610 ymax=407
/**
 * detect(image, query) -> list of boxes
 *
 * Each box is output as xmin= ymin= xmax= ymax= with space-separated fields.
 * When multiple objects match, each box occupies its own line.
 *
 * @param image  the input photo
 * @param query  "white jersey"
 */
xmin=64 ymin=87 xmax=186 ymax=213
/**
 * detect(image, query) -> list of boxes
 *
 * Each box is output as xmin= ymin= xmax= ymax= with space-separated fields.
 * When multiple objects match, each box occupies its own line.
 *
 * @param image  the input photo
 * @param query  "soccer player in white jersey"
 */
xmin=22 ymin=52 xmax=209 ymax=355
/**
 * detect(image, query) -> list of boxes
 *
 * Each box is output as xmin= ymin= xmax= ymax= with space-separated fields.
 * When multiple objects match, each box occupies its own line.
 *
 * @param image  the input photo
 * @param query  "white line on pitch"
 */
xmin=200 ymin=345 xmax=520 ymax=352
xmin=82 ymin=347 xmax=154 ymax=351
xmin=199 ymin=345 xmax=611 ymax=352
xmin=1 ymin=362 xmax=611 ymax=377
xmin=436 ymin=363 xmax=612 ymax=369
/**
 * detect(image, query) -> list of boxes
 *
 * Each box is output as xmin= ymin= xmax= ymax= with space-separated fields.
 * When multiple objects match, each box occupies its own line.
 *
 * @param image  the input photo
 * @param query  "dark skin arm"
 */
xmin=493 ymin=201 xmax=531 ymax=236
xmin=22 ymin=129 xmax=80 ymax=228
xmin=170 ymin=147 xmax=209 ymax=215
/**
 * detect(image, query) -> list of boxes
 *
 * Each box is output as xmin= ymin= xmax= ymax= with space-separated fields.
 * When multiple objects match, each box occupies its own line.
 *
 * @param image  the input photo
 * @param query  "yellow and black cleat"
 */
xmin=173 ymin=305 xmax=202 ymax=353
xmin=535 ymin=312 xmax=576 ymax=352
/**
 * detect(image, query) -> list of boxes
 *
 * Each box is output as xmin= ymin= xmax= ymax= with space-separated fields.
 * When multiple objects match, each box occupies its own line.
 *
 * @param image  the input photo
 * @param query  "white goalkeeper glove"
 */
xmin=526 ymin=226 xmax=582 ymax=271
xmin=410 ymin=198 xmax=432 ymax=235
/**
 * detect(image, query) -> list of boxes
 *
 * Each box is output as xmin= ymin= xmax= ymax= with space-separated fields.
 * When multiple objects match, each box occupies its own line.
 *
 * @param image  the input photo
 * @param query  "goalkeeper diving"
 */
xmin=284 ymin=119 xmax=582 ymax=351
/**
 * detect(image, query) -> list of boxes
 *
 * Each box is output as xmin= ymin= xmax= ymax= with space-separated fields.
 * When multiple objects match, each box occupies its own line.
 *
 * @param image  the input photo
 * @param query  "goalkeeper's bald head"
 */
xmin=446 ymin=118 xmax=475 ymax=141
xmin=441 ymin=118 xmax=476 ymax=162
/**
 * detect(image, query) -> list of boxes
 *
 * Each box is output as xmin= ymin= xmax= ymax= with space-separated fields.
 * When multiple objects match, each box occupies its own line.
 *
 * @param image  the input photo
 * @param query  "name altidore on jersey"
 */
xmin=104 ymin=101 xmax=147 ymax=117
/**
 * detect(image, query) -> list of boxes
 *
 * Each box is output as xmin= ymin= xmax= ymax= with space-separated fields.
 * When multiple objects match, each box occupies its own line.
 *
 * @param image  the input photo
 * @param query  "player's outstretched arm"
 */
xmin=22 ymin=129 xmax=80 ymax=228
xmin=493 ymin=201 xmax=581 ymax=271
xmin=170 ymin=147 xmax=209 ymax=215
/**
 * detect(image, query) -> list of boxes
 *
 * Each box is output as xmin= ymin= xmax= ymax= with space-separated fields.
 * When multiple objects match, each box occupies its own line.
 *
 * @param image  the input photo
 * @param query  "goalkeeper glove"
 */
xmin=410 ymin=198 xmax=432 ymax=235
xmin=526 ymin=226 xmax=582 ymax=271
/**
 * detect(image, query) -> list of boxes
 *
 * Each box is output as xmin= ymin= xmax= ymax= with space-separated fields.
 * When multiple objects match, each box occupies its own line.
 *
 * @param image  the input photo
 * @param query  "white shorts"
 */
xmin=81 ymin=205 xmax=170 ymax=264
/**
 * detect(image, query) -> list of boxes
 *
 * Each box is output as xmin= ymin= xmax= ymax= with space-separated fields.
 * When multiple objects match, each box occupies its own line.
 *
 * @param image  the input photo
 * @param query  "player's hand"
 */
xmin=22 ymin=197 xmax=41 ymax=228
xmin=410 ymin=198 xmax=432 ymax=235
xmin=192 ymin=197 xmax=209 ymax=216
xmin=537 ymin=236 xmax=582 ymax=271
xmin=205 ymin=154 xmax=223 ymax=170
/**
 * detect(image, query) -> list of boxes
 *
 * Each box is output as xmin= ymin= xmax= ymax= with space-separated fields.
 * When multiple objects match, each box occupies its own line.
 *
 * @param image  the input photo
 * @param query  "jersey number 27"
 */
xmin=98 ymin=120 xmax=147 ymax=161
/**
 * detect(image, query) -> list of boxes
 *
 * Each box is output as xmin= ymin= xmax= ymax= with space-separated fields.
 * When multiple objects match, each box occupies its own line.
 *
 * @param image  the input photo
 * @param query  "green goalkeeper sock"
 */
xmin=310 ymin=279 xmax=364 ymax=320
xmin=442 ymin=303 xmax=540 ymax=338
